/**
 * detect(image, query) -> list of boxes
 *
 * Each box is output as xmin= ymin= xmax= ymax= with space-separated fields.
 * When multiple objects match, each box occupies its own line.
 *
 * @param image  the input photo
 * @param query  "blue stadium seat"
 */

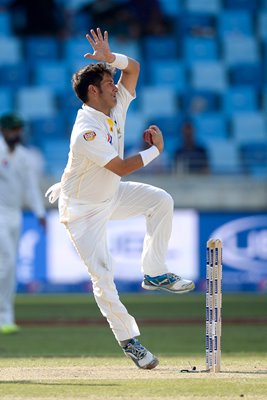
xmin=148 ymin=60 xmax=186 ymax=92
xmin=219 ymin=11 xmax=253 ymax=36
xmin=0 ymin=63 xmax=30 ymax=88
xmin=16 ymin=87 xmax=56 ymax=120
xmin=229 ymin=63 xmax=263 ymax=88
xmin=124 ymin=111 xmax=146 ymax=149
xmin=191 ymin=62 xmax=226 ymax=92
xmin=30 ymin=116 xmax=67 ymax=143
xmin=193 ymin=113 xmax=227 ymax=144
xmin=258 ymin=12 xmax=267 ymax=40
xmin=140 ymin=86 xmax=177 ymax=118
xmin=42 ymin=138 xmax=69 ymax=179
xmin=63 ymin=38 xmax=92 ymax=62
xmin=224 ymin=0 xmax=259 ymax=11
xmin=33 ymin=61 xmax=69 ymax=93
xmin=0 ymin=11 xmax=11 ymax=36
xmin=0 ymin=37 xmax=21 ymax=65
xmin=206 ymin=138 xmax=242 ymax=174
xmin=223 ymin=87 xmax=257 ymax=115
xmin=186 ymin=0 xmax=221 ymax=14
xmin=184 ymin=37 xmax=218 ymax=64
xmin=109 ymin=38 xmax=141 ymax=61
xmin=240 ymin=142 xmax=267 ymax=176
xmin=0 ymin=88 xmax=13 ymax=114
xmin=143 ymin=36 xmax=178 ymax=60
xmin=158 ymin=0 xmax=180 ymax=16
xmin=233 ymin=112 xmax=267 ymax=144
xmin=223 ymin=35 xmax=258 ymax=66
xmin=176 ymin=12 xmax=216 ymax=37
xmin=25 ymin=37 xmax=60 ymax=64
xmin=182 ymin=90 xmax=219 ymax=114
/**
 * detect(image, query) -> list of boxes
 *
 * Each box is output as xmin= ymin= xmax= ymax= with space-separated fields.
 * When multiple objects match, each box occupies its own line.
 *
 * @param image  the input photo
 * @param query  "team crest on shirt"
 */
xmin=83 ymin=130 xmax=96 ymax=141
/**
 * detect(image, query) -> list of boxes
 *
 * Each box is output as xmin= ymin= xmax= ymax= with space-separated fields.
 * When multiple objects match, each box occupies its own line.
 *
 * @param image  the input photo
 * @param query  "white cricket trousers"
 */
xmin=0 ymin=210 xmax=21 ymax=327
xmin=62 ymin=181 xmax=174 ymax=342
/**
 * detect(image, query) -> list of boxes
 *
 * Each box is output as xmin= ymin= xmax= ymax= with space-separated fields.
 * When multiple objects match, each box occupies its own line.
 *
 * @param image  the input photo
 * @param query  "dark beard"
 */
xmin=5 ymin=137 xmax=22 ymax=148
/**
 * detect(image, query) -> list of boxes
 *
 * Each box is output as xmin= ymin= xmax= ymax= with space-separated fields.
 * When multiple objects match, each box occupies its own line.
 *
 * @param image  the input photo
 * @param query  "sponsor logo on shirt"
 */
xmin=83 ymin=131 xmax=96 ymax=141
xmin=106 ymin=132 xmax=113 ymax=144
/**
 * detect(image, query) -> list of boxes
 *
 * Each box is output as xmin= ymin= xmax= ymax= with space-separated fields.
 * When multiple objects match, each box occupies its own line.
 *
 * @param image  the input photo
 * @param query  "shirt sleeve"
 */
xmin=74 ymin=126 xmax=118 ymax=167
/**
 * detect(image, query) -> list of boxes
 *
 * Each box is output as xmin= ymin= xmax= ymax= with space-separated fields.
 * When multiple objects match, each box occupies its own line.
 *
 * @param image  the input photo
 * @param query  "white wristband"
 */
xmin=139 ymin=146 xmax=160 ymax=167
xmin=108 ymin=53 xmax=128 ymax=70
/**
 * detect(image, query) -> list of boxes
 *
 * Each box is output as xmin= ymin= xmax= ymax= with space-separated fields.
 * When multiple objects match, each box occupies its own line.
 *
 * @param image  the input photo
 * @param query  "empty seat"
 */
xmin=0 ymin=11 xmax=11 ymax=36
xmin=223 ymin=87 xmax=257 ymax=115
xmin=16 ymin=87 xmax=56 ymax=120
xmin=233 ymin=112 xmax=267 ymax=144
xmin=33 ymin=61 xmax=69 ymax=93
xmin=42 ymin=138 xmax=70 ymax=179
xmin=229 ymin=63 xmax=263 ymax=88
xmin=124 ymin=111 xmax=146 ymax=148
xmin=0 ymin=63 xmax=30 ymax=88
xmin=0 ymin=37 xmax=21 ymax=65
xmin=186 ymin=0 xmax=221 ymax=14
xmin=206 ymin=138 xmax=242 ymax=174
xmin=224 ymin=0 xmax=259 ymax=11
xmin=258 ymin=12 xmax=267 ymax=40
xmin=25 ymin=36 xmax=60 ymax=64
xmin=140 ymin=86 xmax=177 ymax=118
xmin=191 ymin=61 xmax=226 ymax=92
xmin=148 ymin=60 xmax=186 ymax=92
xmin=240 ymin=142 xmax=267 ymax=176
xmin=184 ymin=37 xmax=218 ymax=63
xmin=177 ymin=12 xmax=216 ymax=37
xmin=30 ymin=116 xmax=67 ymax=142
xmin=109 ymin=38 xmax=141 ymax=62
xmin=143 ymin=36 xmax=178 ymax=60
xmin=182 ymin=90 xmax=219 ymax=114
xmin=63 ymin=37 xmax=93 ymax=62
xmin=0 ymin=88 xmax=13 ymax=114
xmin=219 ymin=11 xmax=253 ymax=36
xmin=223 ymin=35 xmax=258 ymax=65
xmin=193 ymin=113 xmax=227 ymax=144
xmin=158 ymin=0 xmax=180 ymax=16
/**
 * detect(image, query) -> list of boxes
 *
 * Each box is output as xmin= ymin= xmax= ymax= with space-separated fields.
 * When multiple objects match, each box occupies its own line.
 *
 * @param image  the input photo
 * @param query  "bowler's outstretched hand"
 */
xmin=84 ymin=28 xmax=115 ymax=63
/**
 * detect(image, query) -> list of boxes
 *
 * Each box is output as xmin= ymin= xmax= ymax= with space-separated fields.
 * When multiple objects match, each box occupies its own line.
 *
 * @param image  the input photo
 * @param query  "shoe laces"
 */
xmin=124 ymin=339 xmax=147 ymax=360
xmin=167 ymin=273 xmax=181 ymax=283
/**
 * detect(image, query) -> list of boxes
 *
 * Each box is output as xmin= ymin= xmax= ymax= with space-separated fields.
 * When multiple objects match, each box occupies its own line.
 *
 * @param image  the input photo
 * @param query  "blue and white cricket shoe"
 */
xmin=123 ymin=338 xmax=159 ymax=369
xmin=142 ymin=273 xmax=195 ymax=294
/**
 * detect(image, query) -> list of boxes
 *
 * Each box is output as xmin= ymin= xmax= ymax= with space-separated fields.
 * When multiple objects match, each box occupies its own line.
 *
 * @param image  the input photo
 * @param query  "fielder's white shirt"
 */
xmin=0 ymin=138 xmax=45 ymax=218
xmin=60 ymin=83 xmax=135 ymax=210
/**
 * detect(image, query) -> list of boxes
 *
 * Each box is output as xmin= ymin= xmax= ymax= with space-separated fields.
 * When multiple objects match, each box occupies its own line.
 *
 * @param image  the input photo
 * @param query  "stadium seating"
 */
xmin=0 ymin=37 xmax=21 ymax=64
xmin=143 ymin=36 xmax=178 ymax=60
xmin=16 ymin=87 xmax=56 ymax=120
xmin=184 ymin=37 xmax=218 ymax=64
xmin=240 ymin=142 xmax=267 ymax=176
xmin=232 ymin=112 xmax=267 ymax=144
xmin=223 ymin=35 xmax=258 ymax=65
xmin=229 ymin=63 xmax=263 ymax=88
xmin=0 ymin=88 xmax=13 ymax=114
xmin=0 ymin=63 xmax=30 ymax=88
xmin=206 ymin=138 xmax=242 ymax=174
xmin=33 ymin=61 xmax=69 ymax=93
xmin=148 ymin=60 xmax=186 ymax=92
xmin=24 ymin=37 xmax=60 ymax=64
xmin=182 ymin=90 xmax=219 ymax=114
xmin=186 ymin=0 xmax=221 ymax=14
xmin=191 ymin=61 xmax=226 ymax=92
xmin=223 ymin=87 xmax=258 ymax=115
xmin=0 ymin=11 xmax=11 ymax=36
xmin=219 ymin=10 xmax=253 ymax=36
xmin=193 ymin=113 xmax=227 ymax=144
xmin=140 ymin=86 xmax=178 ymax=118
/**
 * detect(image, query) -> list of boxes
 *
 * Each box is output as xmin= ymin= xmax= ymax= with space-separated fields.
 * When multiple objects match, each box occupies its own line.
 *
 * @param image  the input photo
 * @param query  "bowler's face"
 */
xmin=98 ymin=73 xmax=118 ymax=109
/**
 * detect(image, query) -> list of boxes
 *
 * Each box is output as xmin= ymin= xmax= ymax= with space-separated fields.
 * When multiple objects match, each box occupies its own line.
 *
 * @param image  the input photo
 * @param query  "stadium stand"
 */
xmin=0 ymin=0 xmax=267 ymax=177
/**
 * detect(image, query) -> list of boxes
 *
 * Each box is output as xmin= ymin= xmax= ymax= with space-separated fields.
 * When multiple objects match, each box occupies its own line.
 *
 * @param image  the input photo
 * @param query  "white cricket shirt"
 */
xmin=60 ymin=83 xmax=135 ymax=205
xmin=0 ymin=138 xmax=45 ymax=218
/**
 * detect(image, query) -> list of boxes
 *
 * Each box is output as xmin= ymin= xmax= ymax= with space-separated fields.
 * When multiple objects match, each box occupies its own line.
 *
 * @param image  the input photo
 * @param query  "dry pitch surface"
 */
xmin=1 ymin=356 xmax=266 ymax=400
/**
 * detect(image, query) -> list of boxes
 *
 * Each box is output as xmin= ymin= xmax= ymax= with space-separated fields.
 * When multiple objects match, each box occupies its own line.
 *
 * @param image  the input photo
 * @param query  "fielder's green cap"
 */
xmin=0 ymin=113 xmax=24 ymax=129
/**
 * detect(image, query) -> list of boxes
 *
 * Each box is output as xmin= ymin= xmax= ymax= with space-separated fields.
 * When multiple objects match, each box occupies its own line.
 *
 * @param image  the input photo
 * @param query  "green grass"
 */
xmin=0 ymin=293 xmax=266 ymax=399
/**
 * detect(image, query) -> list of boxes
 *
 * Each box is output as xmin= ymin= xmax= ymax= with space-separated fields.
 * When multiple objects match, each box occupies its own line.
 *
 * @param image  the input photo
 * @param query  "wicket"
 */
xmin=206 ymin=238 xmax=222 ymax=373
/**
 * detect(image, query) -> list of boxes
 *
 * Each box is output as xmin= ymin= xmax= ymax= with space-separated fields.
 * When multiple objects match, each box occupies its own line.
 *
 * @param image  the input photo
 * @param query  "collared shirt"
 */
xmin=60 ymin=82 xmax=135 ymax=205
